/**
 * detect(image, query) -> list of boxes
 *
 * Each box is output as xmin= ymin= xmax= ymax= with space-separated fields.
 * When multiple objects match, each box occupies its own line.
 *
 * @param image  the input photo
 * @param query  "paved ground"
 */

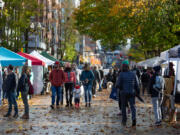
xmin=0 ymin=89 xmax=180 ymax=135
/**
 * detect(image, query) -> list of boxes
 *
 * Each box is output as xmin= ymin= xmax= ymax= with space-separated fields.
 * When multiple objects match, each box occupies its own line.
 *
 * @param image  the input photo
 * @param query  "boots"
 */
xmin=85 ymin=103 xmax=88 ymax=107
xmin=4 ymin=113 xmax=11 ymax=117
xmin=13 ymin=113 xmax=18 ymax=118
xmin=21 ymin=114 xmax=29 ymax=119
xmin=132 ymin=119 xmax=136 ymax=128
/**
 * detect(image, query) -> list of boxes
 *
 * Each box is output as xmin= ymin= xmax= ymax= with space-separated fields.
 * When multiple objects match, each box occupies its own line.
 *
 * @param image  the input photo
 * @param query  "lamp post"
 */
xmin=30 ymin=22 xmax=42 ymax=51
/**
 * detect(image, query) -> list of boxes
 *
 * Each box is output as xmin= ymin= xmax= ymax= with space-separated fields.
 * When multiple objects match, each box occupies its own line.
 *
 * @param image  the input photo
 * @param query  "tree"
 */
xmin=58 ymin=0 xmax=79 ymax=61
xmin=74 ymin=0 xmax=180 ymax=61
xmin=0 ymin=0 xmax=39 ymax=52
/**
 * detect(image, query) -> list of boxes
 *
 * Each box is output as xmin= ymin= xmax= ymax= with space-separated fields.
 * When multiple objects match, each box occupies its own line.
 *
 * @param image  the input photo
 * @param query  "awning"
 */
xmin=40 ymin=51 xmax=57 ymax=62
xmin=30 ymin=51 xmax=54 ymax=66
xmin=0 ymin=47 xmax=26 ymax=66
xmin=17 ymin=52 xmax=45 ymax=66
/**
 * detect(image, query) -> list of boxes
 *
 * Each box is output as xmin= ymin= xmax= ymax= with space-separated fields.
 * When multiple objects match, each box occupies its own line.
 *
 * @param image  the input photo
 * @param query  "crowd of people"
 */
xmin=104 ymin=61 xmax=177 ymax=128
xmin=0 ymin=60 xmax=178 ymax=129
xmin=0 ymin=61 xmax=105 ymax=119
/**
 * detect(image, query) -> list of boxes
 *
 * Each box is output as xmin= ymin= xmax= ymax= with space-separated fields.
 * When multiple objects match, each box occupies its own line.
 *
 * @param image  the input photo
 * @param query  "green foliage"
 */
xmin=74 ymin=0 xmax=180 ymax=61
xmin=0 ymin=0 xmax=39 ymax=52
xmin=59 ymin=0 xmax=79 ymax=61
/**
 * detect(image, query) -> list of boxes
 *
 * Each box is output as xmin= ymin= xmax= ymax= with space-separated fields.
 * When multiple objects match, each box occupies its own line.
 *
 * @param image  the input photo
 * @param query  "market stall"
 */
xmin=160 ymin=45 xmax=180 ymax=122
xmin=137 ymin=57 xmax=165 ymax=68
xmin=18 ymin=52 xmax=45 ymax=94
xmin=0 ymin=47 xmax=26 ymax=66
xmin=30 ymin=51 xmax=54 ymax=66
xmin=40 ymin=51 xmax=57 ymax=62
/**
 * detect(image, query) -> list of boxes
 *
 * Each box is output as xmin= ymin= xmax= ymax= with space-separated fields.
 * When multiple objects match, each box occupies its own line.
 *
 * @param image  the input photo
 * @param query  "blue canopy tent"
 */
xmin=0 ymin=47 xmax=26 ymax=66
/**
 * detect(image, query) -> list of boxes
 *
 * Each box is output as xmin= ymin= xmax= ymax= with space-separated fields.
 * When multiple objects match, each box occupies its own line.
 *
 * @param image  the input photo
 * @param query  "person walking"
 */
xmin=80 ymin=64 xmax=95 ymax=107
xmin=98 ymin=66 xmax=104 ymax=91
xmin=149 ymin=66 xmax=164 ymax=126
xmin=141 ymin=69 xmax=150 ymax=96
xmin=17 ymin=66 xmax=30 ymax=119
xmin=92 ymin=66 xmax=100 ymax=97
xmin=116 ymin=63 xmax=140 ymax=127
xmin=73 ymin=85 xmax=81 ymax=109
xmin=49 ymin=61 xmax=65 ymax=109
xmin=64 ymin=63 xmax=76 ymax=107
xmin=4 ymin=65 xmax=18 ymax=118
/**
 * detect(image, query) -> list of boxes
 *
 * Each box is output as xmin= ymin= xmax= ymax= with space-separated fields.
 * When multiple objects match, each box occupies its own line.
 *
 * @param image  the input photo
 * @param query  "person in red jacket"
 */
xmin=49 ymin=61 xmax=65 ymax=109
xmin=64 ymin=62 xmax=76 ymax=107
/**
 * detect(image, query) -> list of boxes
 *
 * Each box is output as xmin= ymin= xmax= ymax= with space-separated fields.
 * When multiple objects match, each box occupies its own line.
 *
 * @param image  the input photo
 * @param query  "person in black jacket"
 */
xmin=141 ymin=69 xmax=150 ymax=96
xmin=18 ymin=66 xmax=30 ymax=119
xmin=4 ymin=65 xmax=18 ymax=118
xmin=149 ymin=66 xmax=164 ymax=126
xmin=98 ymin=66 xmax=104 ymax=91
xmin=92 ymin=66 xmax=100 ymax=97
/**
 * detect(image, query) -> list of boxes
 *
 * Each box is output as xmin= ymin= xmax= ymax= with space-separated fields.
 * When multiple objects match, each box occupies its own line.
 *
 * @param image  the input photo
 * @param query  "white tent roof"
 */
xmin=160 ymin=44 xmax=180 ymax=60
xmin=137 ymin=57 xmax=165 ymax=67
xmin=30 ymin=51 xmax=54 ymax=66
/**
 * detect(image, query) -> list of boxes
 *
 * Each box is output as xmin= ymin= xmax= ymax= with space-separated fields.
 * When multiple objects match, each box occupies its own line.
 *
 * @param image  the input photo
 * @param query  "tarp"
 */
xmin=30 ymin=51 xmax=54 ymax=66
xmin=160 ymin=44 xmax=180 ymax=60
xmin=0 ymin=47 xmax=26 ymax=66
xmin=18 ymin=52 xmax=45 ymax=66
xmin=137 ymin=57 xmax=165 ymax=67
xmin=40 ymin=51 xmax=57 ymax=62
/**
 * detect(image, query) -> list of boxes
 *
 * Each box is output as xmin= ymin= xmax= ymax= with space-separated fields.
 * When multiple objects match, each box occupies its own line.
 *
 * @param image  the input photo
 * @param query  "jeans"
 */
xmin=92 ymin=81 xmax=97 ymax=95
xmin=83 ymin=85 xmax=92 ymax=103
xmin=65 ymin=83 xmax=73 ymax=105
xmin=152 ymin=97 xmax=162 ymax=122
xmin=21 ymin=91 xmax=29 ymax=114
xmin=99 ymin=79 xmax=103 ymax=91
xmin=51 ymin=86 xmax=62 ymax=106
xmin=7 ymin=92 xmax=18 ymax=115
xmin=142 ymin=82 xmax=149 ymax=95
xmin=75 ymin=98 xmax=80 ymax=104
xmin=121 ymin=92 xmax=136 ymax=124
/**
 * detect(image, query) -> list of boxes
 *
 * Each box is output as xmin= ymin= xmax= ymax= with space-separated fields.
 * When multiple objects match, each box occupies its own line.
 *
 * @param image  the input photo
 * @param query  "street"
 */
xmin=0 ymin=89 xmax=180 ymax=135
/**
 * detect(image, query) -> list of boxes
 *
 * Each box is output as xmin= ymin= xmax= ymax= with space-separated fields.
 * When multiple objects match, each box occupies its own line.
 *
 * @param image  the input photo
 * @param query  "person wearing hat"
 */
xmin=64 ymin=62 xmax=76 ymax=107
xmin=80 ymin=63 xmax=95 ymax=107
xmin=4 ymin=65 xmax=18 ymax=118
xmin=116 ymin=62 xmax=140 ymax=128
xmin=149 ymin=66 xmax=164 ymax=126
xmin=49 ymin=61 xmax=65 ymax=109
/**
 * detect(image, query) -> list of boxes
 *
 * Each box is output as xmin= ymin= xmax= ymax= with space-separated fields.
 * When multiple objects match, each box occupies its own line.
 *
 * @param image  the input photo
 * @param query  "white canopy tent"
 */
xmin=30 ymin=51 xmax=54 ymax=66
xmin=137 ymin=57 xmax=165 ymax=68
xmin=160 ymin=45 xmax=180 ymax=94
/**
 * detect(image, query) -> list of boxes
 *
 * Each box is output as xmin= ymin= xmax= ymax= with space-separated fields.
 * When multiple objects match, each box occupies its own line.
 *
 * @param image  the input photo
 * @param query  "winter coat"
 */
xmin=73 ymin=88 xmax=81 ymax=99
xmin=5 ymin=72 xmax=17 ymax=94
xmin=17 ymin=73 xmax=29 ymax=92
xmin=64 ymin=71 xmax=76 ymax=84
xmin=80 ymin=70 xmax=95 ymax=86
xmin=149 ymin=74 xmax=164 ymax=97
xmin=116 ymin=71 xmax=140 ymax=95
xmin=49 ymin=69 xmax=65 ymax=87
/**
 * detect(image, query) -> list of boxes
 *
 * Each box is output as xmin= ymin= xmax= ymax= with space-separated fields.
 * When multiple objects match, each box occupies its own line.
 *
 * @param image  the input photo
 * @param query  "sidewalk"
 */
xmin=0 ymin=90 xmax=180 ymax=135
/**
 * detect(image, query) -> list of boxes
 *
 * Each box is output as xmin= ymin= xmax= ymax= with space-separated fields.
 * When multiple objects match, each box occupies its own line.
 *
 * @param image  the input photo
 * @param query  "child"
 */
xmin=73 ymin=85 xmax=81 ymax=109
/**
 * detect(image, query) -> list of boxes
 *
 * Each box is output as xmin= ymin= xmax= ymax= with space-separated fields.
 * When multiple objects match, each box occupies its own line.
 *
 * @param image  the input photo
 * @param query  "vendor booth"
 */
xmin=40 ymin=51 xmax=57 ymax=62
xmin=18 ymin=52 xmax=45 ymax=94
xmin=137 ymin=57 xmax=165 ymax=68
xmin=30 ymin=51 xmax=54 ymax=66
xmin=0 ymin=47 xmax=26 ymax=66
xmin=160 ymin=45 xmax=180 ymax=122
